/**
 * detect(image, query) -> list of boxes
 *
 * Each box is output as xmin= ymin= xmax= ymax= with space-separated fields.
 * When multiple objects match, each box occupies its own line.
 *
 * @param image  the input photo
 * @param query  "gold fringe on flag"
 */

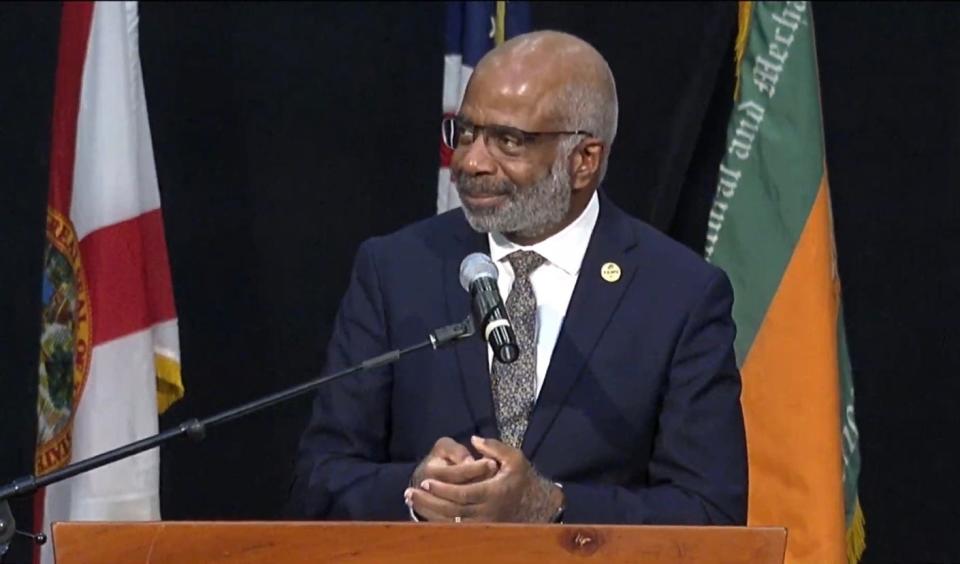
xmin=155 ymin=353 xmax=185 ymax=414
xmin=495 ymin=1 xmax=506 ymax=45
xmin=847 ymin=498 xmax=867 ymax=563
xmin=734 ymin=1 xmax=753 ymax=101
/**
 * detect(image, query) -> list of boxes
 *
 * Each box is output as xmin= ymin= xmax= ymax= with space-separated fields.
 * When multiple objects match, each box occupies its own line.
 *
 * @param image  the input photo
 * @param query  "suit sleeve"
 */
xmin=286 ymin=239 xmax=416 ymax=520
xmin=560 ymin=269 xmax=748 ymax=525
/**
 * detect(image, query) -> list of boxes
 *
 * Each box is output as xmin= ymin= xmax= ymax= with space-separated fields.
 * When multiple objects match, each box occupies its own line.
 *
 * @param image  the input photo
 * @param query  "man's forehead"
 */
xmin=476 ymin=48 xmax=567 ymax=94
xmin=460 ymin=64 xmax=562 ymax=128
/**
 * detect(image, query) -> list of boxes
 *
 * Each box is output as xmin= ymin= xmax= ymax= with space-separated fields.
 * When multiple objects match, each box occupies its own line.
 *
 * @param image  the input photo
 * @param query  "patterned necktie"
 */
xmin=491 ymin=250 xmax=546 ymax=449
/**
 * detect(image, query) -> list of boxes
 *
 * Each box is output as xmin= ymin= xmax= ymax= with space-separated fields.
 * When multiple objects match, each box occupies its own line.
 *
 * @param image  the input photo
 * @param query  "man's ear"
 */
xmin=571 ymin=139 xmax=603 ymax=190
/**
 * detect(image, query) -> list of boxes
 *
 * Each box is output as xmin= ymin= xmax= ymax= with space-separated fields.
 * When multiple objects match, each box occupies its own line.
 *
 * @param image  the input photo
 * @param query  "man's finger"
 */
xmin=406 ymin=487 xmax=474 ymax=522
xmin=421 ymin=478 xmax=490 ymax=505
xmin=425 ymin=458 xmax=498 ymax=484
xmin=406 ymin=491 xmax=449 ymax=522
xmin=470 ymin=436 xmax=515 ymax=464
xmin=433 ymin=437 xmax=474 ymax=464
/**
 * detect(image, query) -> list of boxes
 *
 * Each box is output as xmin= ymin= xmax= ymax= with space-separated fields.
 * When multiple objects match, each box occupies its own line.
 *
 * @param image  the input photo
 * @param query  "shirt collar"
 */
xmin=488 ymin=191 xmax=600 ymax=276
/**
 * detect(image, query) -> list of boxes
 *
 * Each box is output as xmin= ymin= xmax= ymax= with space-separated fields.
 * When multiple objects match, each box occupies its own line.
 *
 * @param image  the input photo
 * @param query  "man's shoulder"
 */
xmin=357 ymin=207 xmax=472 ymax=265
xmin=638 ymin=222 xmax=721 ymax=279
xmin=386 ymin=207 xmax=469 ymax=241
xmin=605 ymin=200 xmax=727 ymax=295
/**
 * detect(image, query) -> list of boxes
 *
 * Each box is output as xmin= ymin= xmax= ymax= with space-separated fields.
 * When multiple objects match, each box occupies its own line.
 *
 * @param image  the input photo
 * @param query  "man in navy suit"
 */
xmin=289 ymin=30 xmax=747 ymax=525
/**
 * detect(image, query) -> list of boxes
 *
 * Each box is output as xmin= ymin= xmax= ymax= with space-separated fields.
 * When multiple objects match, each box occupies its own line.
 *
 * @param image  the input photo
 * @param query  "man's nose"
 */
xmin=452 ymin=134 xmax=497 ymax=177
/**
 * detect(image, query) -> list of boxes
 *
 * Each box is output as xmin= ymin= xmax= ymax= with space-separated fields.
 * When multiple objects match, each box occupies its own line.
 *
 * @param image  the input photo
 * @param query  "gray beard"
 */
xmin=455 ymin=158 xmax=572 ymax=240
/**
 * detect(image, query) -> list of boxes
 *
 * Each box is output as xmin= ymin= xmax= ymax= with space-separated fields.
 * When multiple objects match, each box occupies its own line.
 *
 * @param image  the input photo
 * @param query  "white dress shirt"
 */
xmin=487 ymin=191 xmax=600 ymax=399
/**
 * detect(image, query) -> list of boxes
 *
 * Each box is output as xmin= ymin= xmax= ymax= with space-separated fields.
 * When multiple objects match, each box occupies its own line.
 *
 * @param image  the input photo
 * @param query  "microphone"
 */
xmin=459 ymin=253 xmax=519 ymax=364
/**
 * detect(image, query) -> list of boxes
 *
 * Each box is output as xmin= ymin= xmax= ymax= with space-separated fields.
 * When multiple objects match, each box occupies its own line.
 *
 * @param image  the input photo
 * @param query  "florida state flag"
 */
xmin=35 ymin=3 xmax=183 ymax=562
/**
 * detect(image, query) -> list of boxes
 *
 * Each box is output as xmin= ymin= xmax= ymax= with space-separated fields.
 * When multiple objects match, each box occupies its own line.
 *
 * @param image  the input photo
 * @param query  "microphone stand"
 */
xmin=0 ymin=316 xmax=475 ymax=558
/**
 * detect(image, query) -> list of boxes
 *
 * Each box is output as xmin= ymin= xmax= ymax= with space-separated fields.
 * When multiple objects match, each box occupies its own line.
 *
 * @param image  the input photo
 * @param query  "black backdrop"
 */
xmin=1 ymin=3 xmax=959 ymax=563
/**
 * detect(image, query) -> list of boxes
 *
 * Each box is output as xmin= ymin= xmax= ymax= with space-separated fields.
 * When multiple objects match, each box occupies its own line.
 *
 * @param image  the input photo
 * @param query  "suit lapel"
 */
xmin=443 ymin=217 xmax=500 ymax=439
xmin=521 ymin=195 xmax=639 ymax=459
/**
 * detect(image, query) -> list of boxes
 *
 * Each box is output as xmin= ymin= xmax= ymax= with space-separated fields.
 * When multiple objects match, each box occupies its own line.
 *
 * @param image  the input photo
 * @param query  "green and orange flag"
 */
xmin=706 ymin=2 xmax=864 ymax=563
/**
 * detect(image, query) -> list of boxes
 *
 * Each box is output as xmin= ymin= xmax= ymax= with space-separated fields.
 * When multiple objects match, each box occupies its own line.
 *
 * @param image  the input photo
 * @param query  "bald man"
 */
xmin=289 ymin=31 xmax=747 ymax=525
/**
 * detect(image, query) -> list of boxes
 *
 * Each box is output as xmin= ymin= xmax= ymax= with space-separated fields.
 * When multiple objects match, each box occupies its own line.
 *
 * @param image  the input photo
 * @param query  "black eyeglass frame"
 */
xmin=441 ymin=116 xmax=594 ymax=153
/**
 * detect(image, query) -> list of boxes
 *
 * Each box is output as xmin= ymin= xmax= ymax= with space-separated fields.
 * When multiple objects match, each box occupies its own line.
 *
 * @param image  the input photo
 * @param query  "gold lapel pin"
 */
xmin=601 ymin=262 xmax=621 ymax=283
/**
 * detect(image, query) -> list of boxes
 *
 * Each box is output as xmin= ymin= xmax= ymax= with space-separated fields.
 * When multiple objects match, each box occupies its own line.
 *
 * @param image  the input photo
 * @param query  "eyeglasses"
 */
xmin=441 ymin=116 xmax=593 ymax=159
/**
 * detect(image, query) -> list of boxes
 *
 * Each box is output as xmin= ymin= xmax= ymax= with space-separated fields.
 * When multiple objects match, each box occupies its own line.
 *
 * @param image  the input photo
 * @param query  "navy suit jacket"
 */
xmin=289 ymin=193 xmax=747 ymax=525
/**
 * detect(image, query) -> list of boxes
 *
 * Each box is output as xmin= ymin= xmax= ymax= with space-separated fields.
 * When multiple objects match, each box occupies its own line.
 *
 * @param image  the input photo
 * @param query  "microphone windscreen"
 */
xmin=459 ymin=252 xmax=498 ymax=292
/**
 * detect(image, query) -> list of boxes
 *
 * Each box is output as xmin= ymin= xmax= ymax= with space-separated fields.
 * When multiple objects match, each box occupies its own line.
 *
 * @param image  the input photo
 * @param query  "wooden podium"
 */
xmin=52 ymin=521 xmax=786 ymax=563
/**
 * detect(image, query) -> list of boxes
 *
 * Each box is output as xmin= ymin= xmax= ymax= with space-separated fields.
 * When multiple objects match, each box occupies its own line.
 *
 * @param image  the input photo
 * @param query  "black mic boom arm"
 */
xmin=0 ymin=317 xmax=475 ymax=503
